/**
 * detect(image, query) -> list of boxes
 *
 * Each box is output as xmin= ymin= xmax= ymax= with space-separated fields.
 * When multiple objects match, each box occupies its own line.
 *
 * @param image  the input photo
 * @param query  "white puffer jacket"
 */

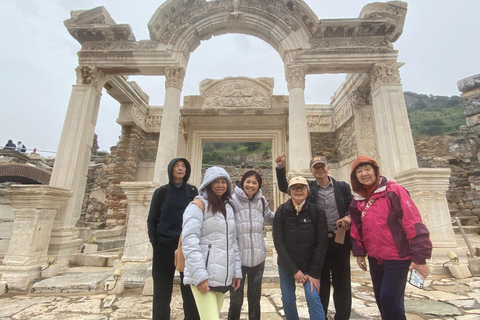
xmin=182 ymin=167 xmax=242 ymax=287
xmin=232 ymin=185 xmax=274 ymax=267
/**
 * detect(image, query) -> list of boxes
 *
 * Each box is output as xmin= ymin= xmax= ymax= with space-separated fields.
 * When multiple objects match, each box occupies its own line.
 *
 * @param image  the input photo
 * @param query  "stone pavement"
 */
xmin=1 ymin=233 xmax=480 ymax=320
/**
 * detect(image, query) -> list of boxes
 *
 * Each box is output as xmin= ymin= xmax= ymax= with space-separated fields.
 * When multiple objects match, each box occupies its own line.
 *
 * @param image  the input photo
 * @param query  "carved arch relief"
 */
xmin=147 ymin=0 xmax=317 ymax=55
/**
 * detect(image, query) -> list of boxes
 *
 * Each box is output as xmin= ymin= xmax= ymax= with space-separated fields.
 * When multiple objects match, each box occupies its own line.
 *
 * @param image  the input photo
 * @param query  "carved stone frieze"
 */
xmin=360 ymin=113 xmax=379 ymax=159
xmin=285 ymin=65 xmax=308 ymax=90
xmin=132 ymin=106 xmax=147 ymax=125
xmin=307 ymin=115 xmax=333 ymax=128
xmin=145 ymin=115 xmax=162 ymax=128
xmin=200 ymin=77 xmax=273 ymax=109
xmin=299 ymin=46 xmax=393 ymax=56
xmin=81 ymin=41 xmax=159 ymax=51
xmin=164 ymin=66 xmax=186 ymax=90
xmin=310 ymin=37 xmax=393 ymax=50
xmin=148 ymin=0 xmax=318 ymax=47
xmin=334 ymin=102 xmax=353 ymax=127
xmin=369 ymin=62 xmax=402 ymax=90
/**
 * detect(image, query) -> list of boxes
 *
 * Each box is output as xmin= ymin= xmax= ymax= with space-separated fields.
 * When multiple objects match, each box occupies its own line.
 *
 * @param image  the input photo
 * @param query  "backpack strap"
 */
xmin=260 ymin=196 xmax=266 ymax=216
xmin=158 ymin=186 xmax=168 ymax=209
xmin=191 ymin=198 xmax=205 ymax=214
xmin=338 ymin=181 xmax=352 ymax=209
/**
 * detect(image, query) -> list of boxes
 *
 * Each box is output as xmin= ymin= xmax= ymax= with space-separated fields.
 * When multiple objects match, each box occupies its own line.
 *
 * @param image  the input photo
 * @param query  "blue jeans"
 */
xmin=278 ymin=265 xmax=325 ymax=320
xmin=368 ymin=257 xmax=410 ymax=320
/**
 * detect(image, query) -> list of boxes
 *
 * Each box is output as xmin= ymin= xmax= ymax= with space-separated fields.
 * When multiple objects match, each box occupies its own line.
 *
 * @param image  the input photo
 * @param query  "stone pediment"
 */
xmin=199 ymin=77 xmax=274 ymax=109
xmin=64 ymin=6 xmax=135 ymax=43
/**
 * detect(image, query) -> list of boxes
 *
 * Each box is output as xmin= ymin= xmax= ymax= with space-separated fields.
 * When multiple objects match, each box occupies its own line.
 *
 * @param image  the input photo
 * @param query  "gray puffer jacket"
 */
xmin=232 ymin=185 xmax=274 ymax=267
xmin=182 ymin=167 xmax=242 ymax=287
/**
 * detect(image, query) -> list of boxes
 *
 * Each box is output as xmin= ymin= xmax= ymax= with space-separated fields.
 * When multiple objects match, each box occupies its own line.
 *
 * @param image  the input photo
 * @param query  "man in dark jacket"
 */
xmin=273 ymin=175 xmax=328 ymax=320
xmin=147 ymin=158 xmax=199 ymax=320
xmin=275 ymin=153 xmax=353 ymax=320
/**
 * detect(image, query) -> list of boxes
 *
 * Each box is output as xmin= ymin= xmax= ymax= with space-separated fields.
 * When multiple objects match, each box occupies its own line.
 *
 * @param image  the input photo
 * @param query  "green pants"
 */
xmin=190 ymin=285 xmax=225 ymax=320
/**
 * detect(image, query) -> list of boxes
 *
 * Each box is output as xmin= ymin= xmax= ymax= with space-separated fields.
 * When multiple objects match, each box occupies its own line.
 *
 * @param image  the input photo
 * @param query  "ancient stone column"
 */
xmin=117 ymin=182 xmax=158 ymax=287
xmin=0 ymin=185 xmax=72 ymax=290
xmin=153 ymin=66 xmax=185 ymax=185
xmin=395 ymin=168 xmax=467 ymax=274
xmin=369 ymin=63 xmax=418 ymax=180
xmin=47 ymin=65 xmax=106 ymax=269
xmin=457 ymin=73 xmax=480 ymax=129
xmin=285 ymin=65 xmax=310 ymax=173
xmin=349 ymin=88 xmax=379 ymax=159
xmin=49 ymin=65 xmax=107 ymax=227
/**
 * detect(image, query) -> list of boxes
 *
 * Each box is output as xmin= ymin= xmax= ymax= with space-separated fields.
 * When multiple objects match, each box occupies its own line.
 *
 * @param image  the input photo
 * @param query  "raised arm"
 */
xmin=275 ymin=152 xmax=289 ymax=194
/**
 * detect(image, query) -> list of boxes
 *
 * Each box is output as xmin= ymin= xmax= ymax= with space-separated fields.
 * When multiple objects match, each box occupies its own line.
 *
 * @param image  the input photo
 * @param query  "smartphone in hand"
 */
xmin=408 ymin=269 xmax=425 ymax=289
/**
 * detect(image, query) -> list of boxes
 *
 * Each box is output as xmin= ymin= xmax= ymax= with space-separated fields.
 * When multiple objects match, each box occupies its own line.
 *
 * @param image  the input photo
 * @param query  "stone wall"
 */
xmin=78 ymin=125 xmax=159 ymax=229
xmin=78 ymin=160 xmax=109 ymax=229
xmin=202 ymin=165 xmax=274 ymax=209
xmin=310 ymin=132 xmax=336 ymax=162
xmin=414 ymin=131 xmax=480 ymax=224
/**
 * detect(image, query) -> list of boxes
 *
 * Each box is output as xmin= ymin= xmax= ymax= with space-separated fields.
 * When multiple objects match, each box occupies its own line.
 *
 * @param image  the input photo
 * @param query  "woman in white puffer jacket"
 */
xmin=182 ymin=166 xmax=242 ymax=320
xmin=228 ymin=170 xmax=274 ymax=320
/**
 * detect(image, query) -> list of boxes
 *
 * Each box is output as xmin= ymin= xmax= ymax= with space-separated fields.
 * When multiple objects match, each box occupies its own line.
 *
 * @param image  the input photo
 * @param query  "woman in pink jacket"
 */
xmin=349 ymin=156 xmax=432 ymax=320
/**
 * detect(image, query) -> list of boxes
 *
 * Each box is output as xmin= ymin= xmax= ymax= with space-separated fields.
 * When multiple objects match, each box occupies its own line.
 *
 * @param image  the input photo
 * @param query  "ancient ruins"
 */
xmin=1 ymin=0 xmax=478 ymax=291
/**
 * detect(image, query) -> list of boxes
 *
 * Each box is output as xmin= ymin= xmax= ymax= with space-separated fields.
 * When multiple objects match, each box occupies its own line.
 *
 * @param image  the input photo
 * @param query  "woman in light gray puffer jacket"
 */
xmin=228 ymin=170 xmax=274 ymax=320
xmin=182 ymin=166 xmax=242 ymax=320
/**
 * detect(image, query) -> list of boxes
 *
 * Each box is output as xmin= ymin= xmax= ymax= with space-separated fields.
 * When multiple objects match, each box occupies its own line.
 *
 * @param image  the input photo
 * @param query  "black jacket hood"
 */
xmin=167 ymin=158 xmax=191 ymax=185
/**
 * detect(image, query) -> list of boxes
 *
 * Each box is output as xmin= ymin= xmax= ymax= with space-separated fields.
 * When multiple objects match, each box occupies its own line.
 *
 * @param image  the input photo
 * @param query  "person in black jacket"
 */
xmin=275 ymin=153 xmax=353 ymax=320
xmin=147 ymin=158 xmax=200 ymax=320
xmin=273 ymin=175 xmax=328 ymax=320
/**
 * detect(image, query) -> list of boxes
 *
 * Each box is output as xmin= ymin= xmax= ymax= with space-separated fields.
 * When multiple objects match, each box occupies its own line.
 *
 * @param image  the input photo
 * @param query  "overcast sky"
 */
xmin=1 ymin=0 xmax=479 ymax=155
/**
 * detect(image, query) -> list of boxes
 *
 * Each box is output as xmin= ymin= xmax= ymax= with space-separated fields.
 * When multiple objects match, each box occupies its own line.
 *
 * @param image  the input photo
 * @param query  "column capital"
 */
xmin=369 ymin=62 xmax=404 ymax=91
xmin=75 ymin=65 xmax=107 ymax=90
xmin=285 ymin=64 xmax=308 ymax=90
xmin=164 ymin=66 xmax=186 ymax=90
xmin=347 ymin=87 xmax=371 ymax=107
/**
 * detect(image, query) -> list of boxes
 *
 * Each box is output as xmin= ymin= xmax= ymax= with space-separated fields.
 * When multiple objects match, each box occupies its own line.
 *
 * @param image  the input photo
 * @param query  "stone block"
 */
xmin=142 ymin=277 xmax=153 ymax=296
xmin=463 ymin=97 xmax=480 ymax=117
xmin=0 ymin=282 xmax=6 ymax=296
xmin=83 ymin=244 xmax=98 ymax=253
xmin=458 ymin=73 xmax=480 ymax=93
xmin=468 ymin=258 xmax=480 ymax=276
xmin=105 ymin=279 xmax=124 ymax=295
xmin=41 ymin=264 xmax=60 ymax=278
xmin=466 ymin=114 xmax=480 ymax=127
xmin=83 ymin=254 xmax=117 ymax=267
xmin=447 ymin=264 xmax=472 ymax=279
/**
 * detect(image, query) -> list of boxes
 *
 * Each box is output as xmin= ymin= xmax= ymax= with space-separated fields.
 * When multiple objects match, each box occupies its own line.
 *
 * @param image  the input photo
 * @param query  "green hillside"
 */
xmin=404 ymin=92 xmax=464 ymax=137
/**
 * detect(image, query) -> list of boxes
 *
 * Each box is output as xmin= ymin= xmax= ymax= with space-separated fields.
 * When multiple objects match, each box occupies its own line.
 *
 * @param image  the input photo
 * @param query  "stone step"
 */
xmin=92 ymin=226 xmax=126 ymax=239
xmin=77 ymin=253 xmax=119 ymax=268
xmin=31 ymin=267 xmax=112 ymax=294
xmin=94 ymin=236 xmax=125 ymax=251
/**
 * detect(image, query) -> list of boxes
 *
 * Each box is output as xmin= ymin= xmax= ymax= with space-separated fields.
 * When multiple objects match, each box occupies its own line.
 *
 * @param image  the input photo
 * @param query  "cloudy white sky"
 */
xmin=1 ymin=0 xmax=479 ymax=155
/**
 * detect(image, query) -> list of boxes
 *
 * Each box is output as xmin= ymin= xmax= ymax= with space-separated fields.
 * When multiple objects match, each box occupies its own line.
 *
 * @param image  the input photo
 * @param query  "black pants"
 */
xmin=152 ymin=242 xmax=199 ymax=320
xmin=319 ymin=237 xmax=352 ymax=320
xmin=369 ymin=257 xmax=410 ymax=320
xmin=228 ymin=261 xmax=265 ymax=320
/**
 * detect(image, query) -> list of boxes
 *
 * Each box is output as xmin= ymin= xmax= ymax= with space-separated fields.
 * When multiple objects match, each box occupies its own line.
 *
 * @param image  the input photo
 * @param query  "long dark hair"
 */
xmin=206 ymin=181 xmax=232 ymax=214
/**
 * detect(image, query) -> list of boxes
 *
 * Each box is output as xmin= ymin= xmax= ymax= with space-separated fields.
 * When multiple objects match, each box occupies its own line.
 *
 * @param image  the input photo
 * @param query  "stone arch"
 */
xmin=0 ymin=164 xmax=51 ymax=185
xmin=148 ymin=0 xmax=318 ymax=59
